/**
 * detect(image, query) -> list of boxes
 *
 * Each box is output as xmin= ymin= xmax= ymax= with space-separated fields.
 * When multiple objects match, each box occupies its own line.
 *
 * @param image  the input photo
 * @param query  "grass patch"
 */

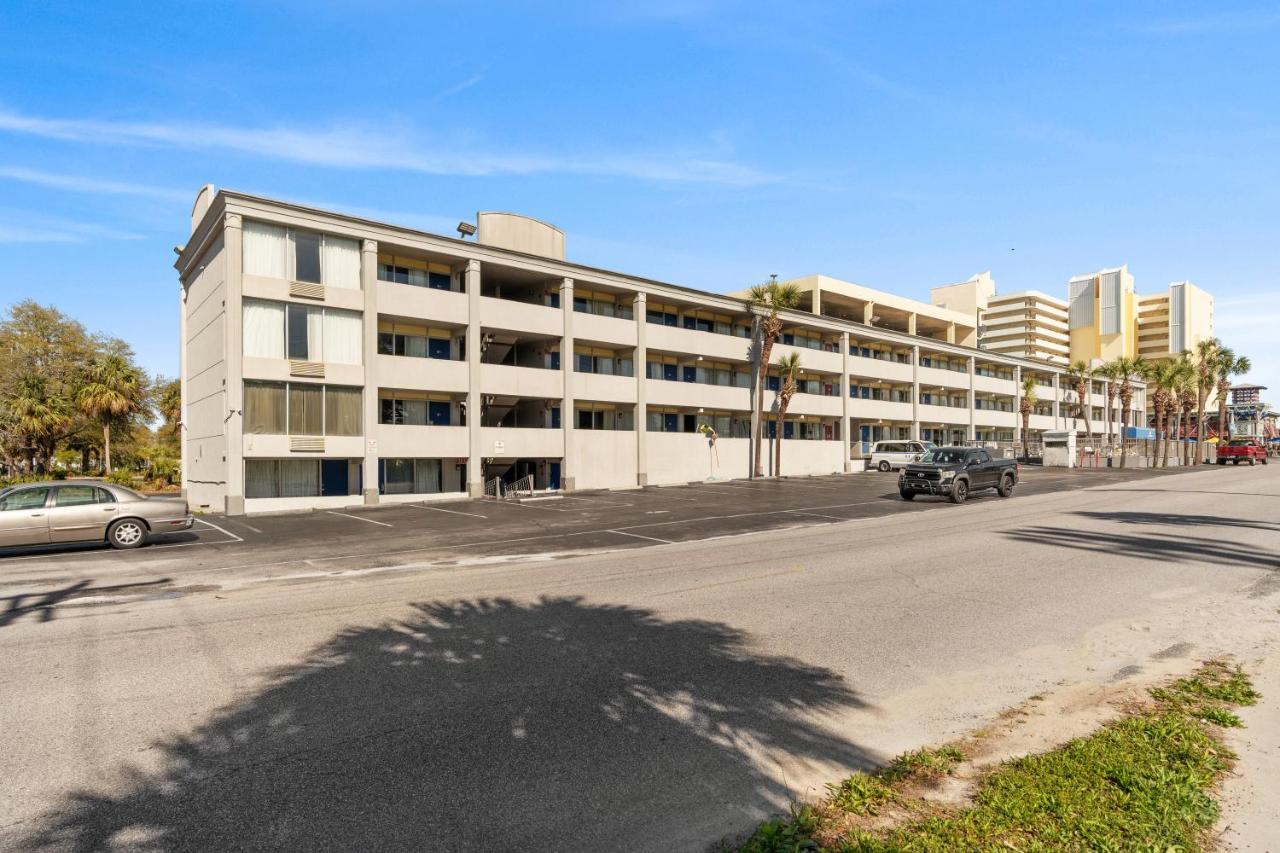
xmin=734 ymin=661 xmax=1257 ymax=852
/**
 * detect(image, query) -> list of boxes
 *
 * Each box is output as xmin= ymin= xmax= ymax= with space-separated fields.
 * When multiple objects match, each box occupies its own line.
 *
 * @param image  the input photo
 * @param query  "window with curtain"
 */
xmin=243 ymin=222 xmax=287 ymax=279
xmin=322 ymin=309 xmax=362 ymax=365
xmin=324 ymin=386 xmax=362 ymax=436
xmin=322 ymin=236 xmax=361 ymax=289
xmin=287 ymin=304 xmax=315 ymax=360
xmin=279 ymin=459 xmax=320 ymax=497
xmin=288 ymin=384 xmax=324 ymax=435
xmin=244 ymin=382 xmax=286 ymax=434
xmin=243 ymin=300 xmax=285 ymax=359
xmin=245 ymin=460 xmax=278 ymax=498
xmin=414 ymin=459 xmax=441 ymax=493
xmin=382 ymin=458 xmax=414 ymax=494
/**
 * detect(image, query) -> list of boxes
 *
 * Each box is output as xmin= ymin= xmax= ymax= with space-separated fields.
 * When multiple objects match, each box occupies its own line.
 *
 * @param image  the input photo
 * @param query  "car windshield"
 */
xmin=919 ymin=449 xmax=966 ymax=464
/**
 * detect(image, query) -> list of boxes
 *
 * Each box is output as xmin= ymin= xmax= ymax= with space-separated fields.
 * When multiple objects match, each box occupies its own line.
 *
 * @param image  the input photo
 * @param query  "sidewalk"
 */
xmin=1218 ymin=648 xmax=1280 ymax=850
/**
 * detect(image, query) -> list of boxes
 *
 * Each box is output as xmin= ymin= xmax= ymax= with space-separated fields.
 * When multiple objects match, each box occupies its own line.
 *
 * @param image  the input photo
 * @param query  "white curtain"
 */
xmin=414 ymin=459 xmax=441 ymax=494
xmin=322 ymin=309 xmax=362 ymax=364
xmin=279 ymin=460 xmax=319 ymax=497
xmin=243 ymin=222 xmax=288 ymax=279
xmin=305 ymin=307 xmax=324 ymax=362
xmin=245 ymin=460 xmax=278 ymax=498
xmin=243 ymin=300 xmax=285 ymax=359
xmin=322 ymin=236 xmax=361 ymax=289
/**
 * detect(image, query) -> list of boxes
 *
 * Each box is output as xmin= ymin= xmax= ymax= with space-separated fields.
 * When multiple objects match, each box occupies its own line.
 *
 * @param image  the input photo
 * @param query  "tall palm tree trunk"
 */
xmin=102 ymin=421 xmax=112 ymax=474
xmin=753 ymin=333 xmax=775 ymax=478
xmin=1196 ymin=389 xmax=1207 ymax=464
xmin=774 ymin=405 xmax=789 ymax=476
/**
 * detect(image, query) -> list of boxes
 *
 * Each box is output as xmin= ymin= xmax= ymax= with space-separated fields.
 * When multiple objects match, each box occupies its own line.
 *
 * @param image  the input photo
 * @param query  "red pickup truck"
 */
xmin=1216 ymin=438 xmax=1269 ymax=465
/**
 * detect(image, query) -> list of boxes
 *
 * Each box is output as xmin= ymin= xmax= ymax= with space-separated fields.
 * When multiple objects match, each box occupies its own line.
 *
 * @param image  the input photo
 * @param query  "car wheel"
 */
xmin=1263 ymin=457 xmax=1269 ymax=465
xmin=1248 ymin=458 xmax=1255 ymax=466
xmin=1233 ymin=459 xmax=1240 ymax=465
xmin=997 ymin=474 xmax=1015 ymax=498
xmin=949 ymin=480 xmax=968 ymax=505
xmin=107 ymin=518 xmax=147 ymax=549
xmin=899 ymin=490 xmax=915 ymax=501
xmin=1218 ymin=459 xmax=1226 ymax=465
xmin=878 ymin=460 xmax=891 ymax=472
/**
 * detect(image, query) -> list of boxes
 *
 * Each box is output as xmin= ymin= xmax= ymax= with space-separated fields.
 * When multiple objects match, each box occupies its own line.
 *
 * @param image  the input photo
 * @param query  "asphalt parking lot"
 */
xmin=0 ymin=465 xmax=1200 ymax=601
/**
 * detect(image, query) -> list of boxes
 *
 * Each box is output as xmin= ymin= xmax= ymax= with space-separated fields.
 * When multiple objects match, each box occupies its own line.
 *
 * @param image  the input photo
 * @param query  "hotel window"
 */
xmin=575 ymin=405 xmax=634 ymax=431
xmin=243 ymin=381 xmax=362 ymax=436
xmin=379 ymin=458 xmax=446 ymax=494
xmin=377 ymin=325 xmax=453 ymax=360
xmin=380 ymin=397 xmax=453 ymax=427
xmin=245 ymin=458 xmax=358 ymax=499
xmin=243 ymin=222 xmax=361 ymax=289
xmin=378 ymin=260 xmax=453 ymax=290
xmin=243 ymin=299 xmax=362 ymax=364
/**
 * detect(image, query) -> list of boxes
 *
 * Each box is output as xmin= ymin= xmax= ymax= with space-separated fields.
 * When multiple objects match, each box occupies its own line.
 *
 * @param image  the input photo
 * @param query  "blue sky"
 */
xmin=0 ymin=1 xmax=1276 ymax=395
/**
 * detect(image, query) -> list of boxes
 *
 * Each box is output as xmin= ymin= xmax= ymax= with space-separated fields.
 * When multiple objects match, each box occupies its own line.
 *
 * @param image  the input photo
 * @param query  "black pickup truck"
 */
xmin=898 ymin=446 xmax=1019 ymax=504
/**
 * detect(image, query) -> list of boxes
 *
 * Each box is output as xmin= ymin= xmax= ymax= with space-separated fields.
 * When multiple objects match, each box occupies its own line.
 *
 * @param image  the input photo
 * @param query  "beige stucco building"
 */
xmin=176 ymin=188 xmax=1143 ymax=514
xmin=931 ymin=273 xmax=1070 ymax=366
xmin=1135 ymin=281 xmax=1215 ymax=363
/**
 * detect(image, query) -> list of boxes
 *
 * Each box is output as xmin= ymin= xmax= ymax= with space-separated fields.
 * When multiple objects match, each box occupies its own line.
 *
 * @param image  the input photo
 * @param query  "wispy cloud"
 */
xmin=0 ymin=108 xmax=776 ymax=186
xmin=0 ymin=212 xmax=144 ymax=244
xmin=0 ymin=165 xmax=187 ymax=200
xmin=437 ymin=71 xmax=486 ymax=99
xmin=1129 ymin=10 xmax=1280 ymax=35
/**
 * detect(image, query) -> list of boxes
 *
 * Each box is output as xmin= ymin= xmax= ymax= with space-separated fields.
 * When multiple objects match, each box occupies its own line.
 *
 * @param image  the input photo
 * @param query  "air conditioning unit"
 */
xmin=290 ymin=436 xmax=324 ymax=452
xmin=290 ymin=360 xmax=325 ymax=378
xmin=290 ymin=281 xmax=326 ymax=300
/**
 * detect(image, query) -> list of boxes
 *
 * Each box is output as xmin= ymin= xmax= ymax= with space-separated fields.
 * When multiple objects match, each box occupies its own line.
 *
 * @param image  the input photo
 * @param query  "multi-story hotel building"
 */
xmin=1067 ymin=267 xmax=1214 ymax=369
xmin=176 ymin=187 xmax=1144 ymax=514
xmin=931 ymin=273 xmax=1071 ymax=366
xmin=1135 ymin=281 xmax=1215 ymax=363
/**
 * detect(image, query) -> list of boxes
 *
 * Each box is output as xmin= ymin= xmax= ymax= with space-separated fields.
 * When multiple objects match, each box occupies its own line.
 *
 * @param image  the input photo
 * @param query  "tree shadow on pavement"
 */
xmin=24 ymin=596 xmax=874 ymax=852
xmin=0 ymin=579 xmax=172 ymax=629
xmin=1003 ymin=526 xmax=1279 ymax=571
xmin=1072 ymin=511 xmax=1280 ymax=532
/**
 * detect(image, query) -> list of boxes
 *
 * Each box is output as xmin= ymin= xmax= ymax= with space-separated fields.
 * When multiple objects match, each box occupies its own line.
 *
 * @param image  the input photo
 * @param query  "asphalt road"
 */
xmin=2 ymin=464 xmax=1277 ymax=851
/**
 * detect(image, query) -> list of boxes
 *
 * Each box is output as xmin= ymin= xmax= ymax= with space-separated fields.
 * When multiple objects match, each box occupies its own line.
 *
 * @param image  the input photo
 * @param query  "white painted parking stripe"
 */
xmin=783 ymin=510 xmax=846 ymax=520
xmin=507 ymin=501 xmax=571 ymax=512
xmin=194 ymin=518 xmax=244 ymax=542
xmin=326 ymin=511 xmax=393 ymax=527
xmin=608 ymin=529 xmax=674 ymax=544
xmin=411 ymin=505 xmax=487 ymax=519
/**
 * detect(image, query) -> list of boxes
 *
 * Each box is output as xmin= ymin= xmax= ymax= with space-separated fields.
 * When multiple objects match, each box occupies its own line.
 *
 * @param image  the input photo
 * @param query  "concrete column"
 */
xmin=360 ymin=239 xmax=379 ymax=504
xmin=812 ymin=285 xmax=822 ymax=318
xmin=967 ymin=356 xmax=976 ymax=441
xmin=179 ymin=282 xmax=189 ymax=498
xmin=1053 ymin=373 xmax=1061 ymax=427
xmin=223 ymin=213 xmax=245 ymax=516
xmin=863 ymin=302 xmax=876 ymax=326
xmin=634 ymin=292 xmax=648 ymax=486
xmin=946 ymin=322 xmax=956 ymax=344
xmin=465 ymin=259 xmax=483 ymax=497
xmin=907 ymin=313 xmax=917 ymax=336
xmin=1013 ymin=366 xmax=1023 ymax=441
xmin=560 ymin=278 xmax=575 ymax=492
xmin=840 ymin=331 xmax=851 ymax=470
xmin=910 ymin=344 xmax=920 ymax=440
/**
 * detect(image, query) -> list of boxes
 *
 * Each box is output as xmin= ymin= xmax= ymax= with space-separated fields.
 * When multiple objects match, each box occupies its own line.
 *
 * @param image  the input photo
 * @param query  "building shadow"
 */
xmin=0 ymin=579 xmax=172 ymax=629
xmin=23 ymin=596 xmax=875 ymax=852
xmin=1072 ymin=510 xmax=1280 ymax=532
xmin=1003 ymin=526 xmax=1279 ymax=571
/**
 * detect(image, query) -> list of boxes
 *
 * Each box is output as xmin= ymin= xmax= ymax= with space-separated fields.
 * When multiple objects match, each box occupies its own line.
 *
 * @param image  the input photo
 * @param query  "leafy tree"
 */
xmin=1214 ymin=347 xmax=1251 ymax=441
xmin=773 ymin=352 xmax=803 ymax=476
xmin=77 ymin=354 xmax=147 ymax=474
xmin=1065 ymin=361 xmax=1096 ymax=445
xmin=1019 ymin=375 xmax=1037 ymax=461
xmin=1193 ymin=338 xmax=1221 ymax=464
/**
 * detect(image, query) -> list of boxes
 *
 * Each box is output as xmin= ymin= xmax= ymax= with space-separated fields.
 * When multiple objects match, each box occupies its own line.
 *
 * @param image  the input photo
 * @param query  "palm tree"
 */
xmin=1111 ymin=356 xmax=1146 ymax=469
xmin=6 ymin=375 xmax=72 ymax=473
xmin=773 ymin=352 xmax=803 ymax=476
xmin=1065 ymin=360 xmax=1096 ymax=448
xmin=77 ymin=354 xmax=145 ymax=474
xmin=1192 ymin=338 xmax=1221 ymax=464
xmin=1145 ymin=360 xmax=1177 ymax=467
xmin=1214 ymin=347 xmax=1251 ymax=444
xmin=746 ymin=277 xmax=801 ymax=477
xmin=1018 ymin=375 xmax=1037 ymax=462
xmin=1171 ymin=353 xmax=1196 ymax=467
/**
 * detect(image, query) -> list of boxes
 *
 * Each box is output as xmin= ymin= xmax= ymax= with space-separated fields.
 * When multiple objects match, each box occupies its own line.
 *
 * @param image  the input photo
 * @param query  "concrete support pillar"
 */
xmin=946 ymin=322 xmax=956 ymax=344
xmin=812 ymin=285 xmax=822 ymax=318
xmin=910 ymin=344 xmax=920 ymax=440
xmin=465 ymin=259 xmax=483 ymax=497
xmin=560 ymin=278 xmax=575 ymax=492
xmin=1013 ymin=366 xmax=1023 ymax=441
xmin=863 ymin=301 xmax=876 ymax=326
xmin=840 ymin=331 xmax=851 ymax=470
xmin=223 ymin=213 xmax=245 ymax=516
xmin=907 ymin=313 xmax=917 ymax=336
xmin=634 ymin=292 xmax=648 ymax=486
xmin=967 ymin=356 xmax=976 ymax=441
xmin=179 ymin=280 xmax=189 ymax=498
xmin=360 ymin=239 xmax=379 ymax=505
xmin=1053 ymin=373 xmax=1061 ymax=427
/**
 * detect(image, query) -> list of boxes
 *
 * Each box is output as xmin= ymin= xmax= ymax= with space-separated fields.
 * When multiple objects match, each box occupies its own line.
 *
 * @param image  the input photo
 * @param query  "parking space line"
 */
xmin=608 ymin=529 xmax=675 ymax=545
xmin=410 ymin=505 xmax=488 ymax=519
xmin=507 ymin=502 xmax=572 ymax=512
xmin=783 ymin=510 xmax=847 ymax=521
xmin=326 ymin=511 xmax=393 ymax=527
xmin=193 ymin=518 xmax=244 ymax=542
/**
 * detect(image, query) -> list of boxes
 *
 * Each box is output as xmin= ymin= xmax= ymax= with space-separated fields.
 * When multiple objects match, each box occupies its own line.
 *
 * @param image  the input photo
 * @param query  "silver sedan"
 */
xmin=0 ymin=481 xmax=193 ymax=550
